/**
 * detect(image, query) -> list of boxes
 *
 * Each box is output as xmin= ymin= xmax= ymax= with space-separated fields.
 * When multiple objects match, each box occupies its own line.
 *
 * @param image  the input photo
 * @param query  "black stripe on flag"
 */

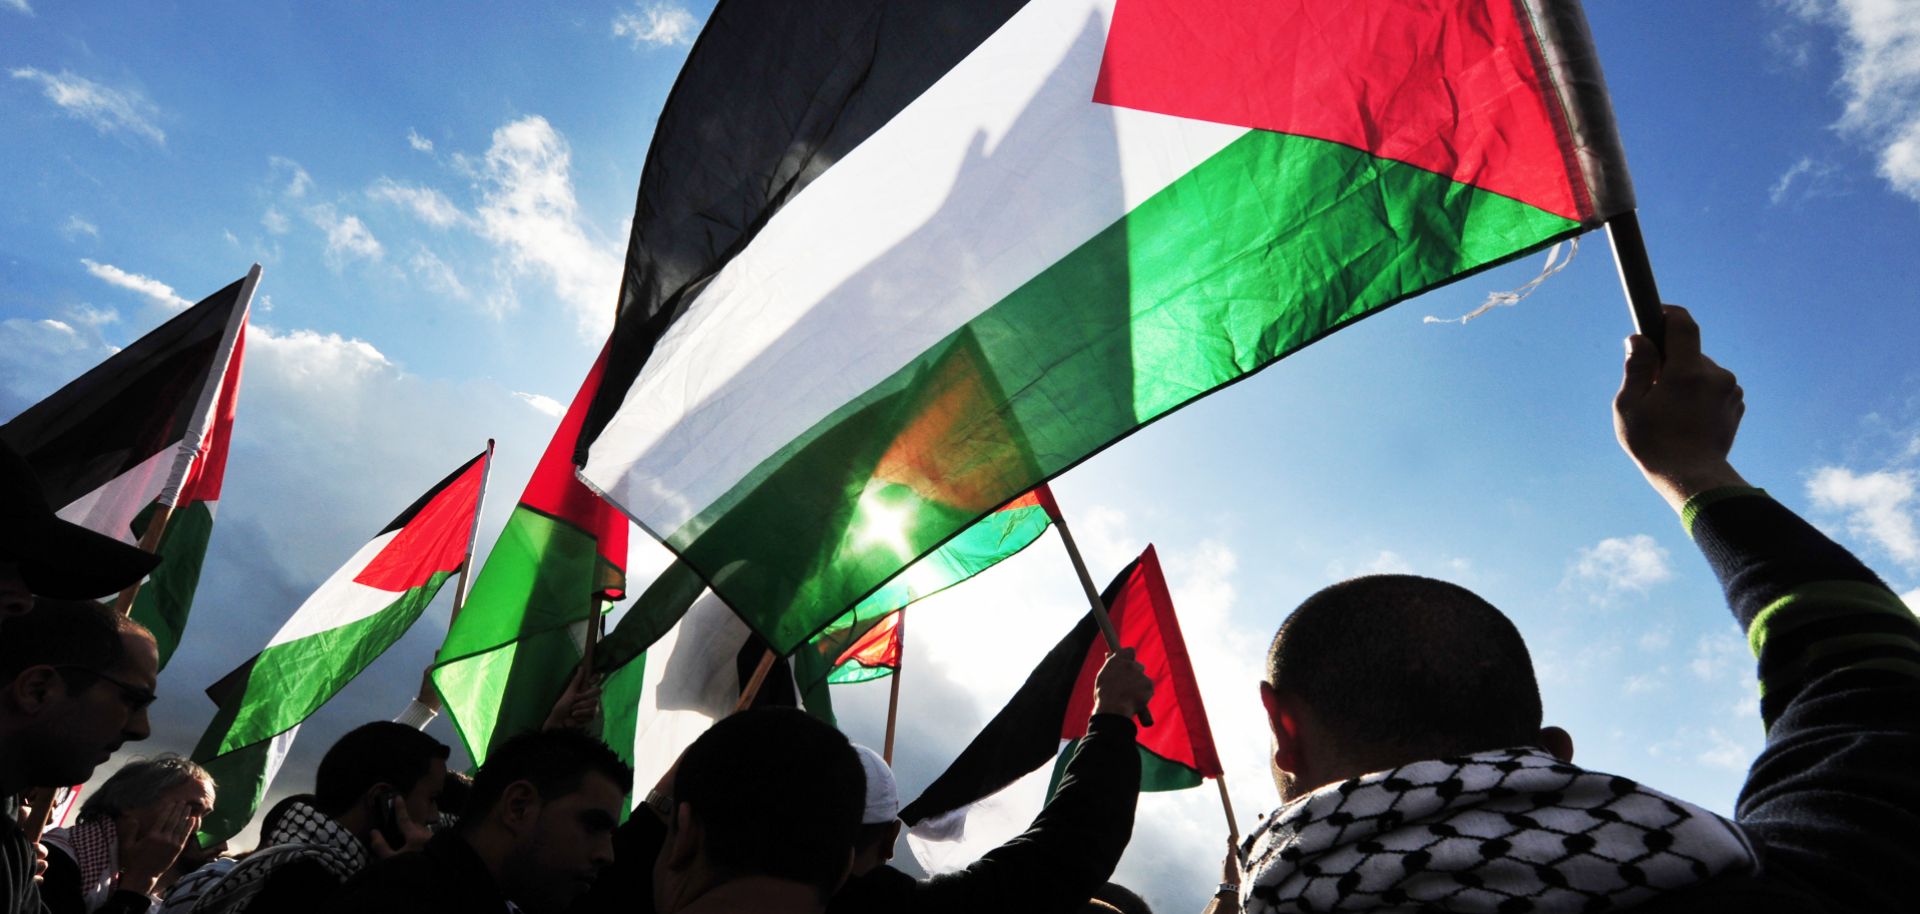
xmin=377 ymin=450 xmax=489 ymax=536
xmin=897 ymin=555 xmax=1139 ymax=826
xmin=0 ymin=277 xmax=247 ymax=509
xmin=577 ymin=0 xmax=1032 ymax=465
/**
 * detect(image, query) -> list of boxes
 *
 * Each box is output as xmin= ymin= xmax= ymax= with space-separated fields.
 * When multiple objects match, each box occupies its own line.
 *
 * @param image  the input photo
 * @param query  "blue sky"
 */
xmin=5 ymin=1 xmax=1919 ymax=910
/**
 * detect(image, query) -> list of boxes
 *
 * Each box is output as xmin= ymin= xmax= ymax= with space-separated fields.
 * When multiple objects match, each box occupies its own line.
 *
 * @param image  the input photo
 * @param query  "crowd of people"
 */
xmin=5 ymin=307 xmax=1917 ymax=913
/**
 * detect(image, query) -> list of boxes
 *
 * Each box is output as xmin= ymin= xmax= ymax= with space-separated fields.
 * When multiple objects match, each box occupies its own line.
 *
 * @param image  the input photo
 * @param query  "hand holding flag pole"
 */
xmin=1604 ymin=212 xmax=1667 ymax=356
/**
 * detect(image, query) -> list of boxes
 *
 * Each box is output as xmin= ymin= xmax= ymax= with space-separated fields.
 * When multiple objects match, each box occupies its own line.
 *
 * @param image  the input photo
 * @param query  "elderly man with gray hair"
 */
xmin=40 ymin=756 xmax=215 ymax=914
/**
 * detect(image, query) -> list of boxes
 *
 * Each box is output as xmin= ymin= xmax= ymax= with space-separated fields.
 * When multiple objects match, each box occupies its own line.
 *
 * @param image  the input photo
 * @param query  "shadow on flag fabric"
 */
xmin=192 ymin=450 xmax=490 ymax=843
xmin=897 ymin=544 xmax=1221 ymax=868
xmin=0 ymin=266 xmax=256 ymax=668
xmin=431 ymin=343 xmax=628 ymax=766
xmin=575 ymin=0 xmax=1635 ymax=656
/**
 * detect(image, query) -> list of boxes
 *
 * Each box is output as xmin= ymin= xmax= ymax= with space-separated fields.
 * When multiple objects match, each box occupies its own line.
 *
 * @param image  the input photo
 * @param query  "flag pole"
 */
xmin=1215 ymin=774 xmax=1241 ymax=846
xmin=883 ymin=610 xmax=907 ymax=765
xmin=108 ymin=502 xmax=178 ymax=617
xmin=732 ymin=648 xmax=778 ymax=712
xmin=1047 ymin=498 xmax=1154 ymax=727
xmin=421 ymin=439 xmax=496 ymax=712
xmin=1603 ymin=211 xmax=1667 ymax=355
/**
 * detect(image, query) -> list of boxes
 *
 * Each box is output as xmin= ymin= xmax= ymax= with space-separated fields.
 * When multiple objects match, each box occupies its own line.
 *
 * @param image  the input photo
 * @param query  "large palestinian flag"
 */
xmin=577 ymin=0 xmax=1634 ymax=655
xmin=193 ymin=450 xmax=491 ymax=842
xmin=801 ymin=485 xmax=1059 ymax=693
xmin=432 ymin=345 xmax=628 ymax=765
xmin=898 ymin=546 xmax=1221 ymax=848
xmin=0 ymin=266 xmax=256 ymax=661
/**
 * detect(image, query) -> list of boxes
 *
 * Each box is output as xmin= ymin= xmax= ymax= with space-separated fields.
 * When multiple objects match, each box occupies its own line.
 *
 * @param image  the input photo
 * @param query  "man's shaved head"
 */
xmin=1266 ymin=575 xmax=1542 ymax=765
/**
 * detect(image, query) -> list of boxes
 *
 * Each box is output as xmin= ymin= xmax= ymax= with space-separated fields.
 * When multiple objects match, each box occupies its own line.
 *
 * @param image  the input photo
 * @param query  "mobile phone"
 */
xmin=373 ymin=788 xmax=407 ymax=850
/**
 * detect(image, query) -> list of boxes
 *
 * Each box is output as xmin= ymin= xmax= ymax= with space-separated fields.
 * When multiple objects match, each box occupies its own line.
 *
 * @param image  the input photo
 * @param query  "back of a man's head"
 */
xmin=313 ymin=721 xmax=450 ymax=817
xmin=1267 ymin=575 xmax=1542 ymax=765
xmin=464 ymin=728 xmax=633 ymax=825
xmin=674 ymin=707 xmax=864 ymax=898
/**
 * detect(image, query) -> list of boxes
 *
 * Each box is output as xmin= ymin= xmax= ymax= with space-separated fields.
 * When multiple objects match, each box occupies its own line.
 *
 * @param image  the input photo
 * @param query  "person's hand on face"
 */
xmin=118 ymin=798 xmax=200 ymax=895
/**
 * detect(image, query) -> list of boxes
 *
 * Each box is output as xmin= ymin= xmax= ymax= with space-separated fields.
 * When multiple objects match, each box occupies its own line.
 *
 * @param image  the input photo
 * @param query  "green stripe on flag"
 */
xmin=673 ymin=131 xmax=1580 ymax=651
xmin=130 ymin=499 xmax=216 ymax=669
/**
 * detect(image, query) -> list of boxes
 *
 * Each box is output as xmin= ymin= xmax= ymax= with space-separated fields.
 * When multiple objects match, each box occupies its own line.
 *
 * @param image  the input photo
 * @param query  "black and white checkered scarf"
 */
xmin=186 ymin=800 xmax=369 ymax=914
xmin=1241 ymin=748 xmax=1757 ymax=913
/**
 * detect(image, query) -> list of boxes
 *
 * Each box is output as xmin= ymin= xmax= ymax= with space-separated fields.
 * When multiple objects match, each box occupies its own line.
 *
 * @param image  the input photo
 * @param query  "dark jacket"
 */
xmin=331 ymin=831 xmax=509 ymax=914
xmin=829 ymin=711 xmax=1142 ymax=914
xmin=2 ymin=806 xmax=40 ymax=914
xmin=1625 ymin=488 xmax=1920 ymax=912
xmin=39 ymin=843 xmax=151 ymax=914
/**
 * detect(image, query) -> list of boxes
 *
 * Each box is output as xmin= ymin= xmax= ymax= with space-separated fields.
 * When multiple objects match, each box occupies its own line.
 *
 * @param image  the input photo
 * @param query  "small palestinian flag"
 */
xmin=193 ymin=449 xmax=491 ymax=843
xmin=576 ymin=0 xmax=1634 ymax=655
xmin=432 ymin=344 xmax=628 ymax=766
xmin=0 ymin=266 xmax=256 ymax=664
xmin=898 ymin=545 xmax=1221 ymax=848
xmin=803 ymin=485 xmax=1059 ymax=690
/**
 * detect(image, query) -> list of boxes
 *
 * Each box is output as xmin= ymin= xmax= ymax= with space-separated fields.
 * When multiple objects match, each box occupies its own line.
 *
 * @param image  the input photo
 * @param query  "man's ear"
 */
xmin=1536 ymin=726 xmax=1574 ymax=763
xmin=664 ymin=802 xmax=700 ymax=870
xmin=1259 ymin=681 xmax=1304 ymax=774
xmin=499 ymin=781 xmax=541 ymax=832
xmin=6 ymin=666 xmax=61 ymax=715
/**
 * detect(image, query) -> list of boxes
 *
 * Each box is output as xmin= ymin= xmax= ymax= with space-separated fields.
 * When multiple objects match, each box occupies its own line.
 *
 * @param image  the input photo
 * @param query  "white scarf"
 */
xmin=1242 ymin=748 xmax=1757 ymax=913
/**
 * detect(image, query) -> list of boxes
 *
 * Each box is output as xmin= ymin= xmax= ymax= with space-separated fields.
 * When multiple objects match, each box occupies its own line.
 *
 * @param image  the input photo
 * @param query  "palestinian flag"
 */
xmin=802 ymin=485 xmax=1059 ymax=690
xmin=0 ymin=266 xmax=255 ymax=659
xmin=576 ymin=0 xmax=1634 ymax=655
xmin=193 ymin=449 xmax=491 ymax=842
xmin=431 ymin=345 xmax=628 ymax=765
xmin=898 ymin=546 xmax=1221 ymax=847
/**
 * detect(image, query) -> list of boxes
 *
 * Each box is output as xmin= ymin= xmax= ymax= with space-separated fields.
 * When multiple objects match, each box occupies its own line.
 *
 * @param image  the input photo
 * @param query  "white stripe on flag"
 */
xmin=582 ymin=0 xmax=1243 ymax=532
xmin=55 ymin=441 xmax=191 ymax=546
xmin=627 ymin=591 xmax=751 ymax=799
xmin=264 ymin=532 xmax=404 ymax=647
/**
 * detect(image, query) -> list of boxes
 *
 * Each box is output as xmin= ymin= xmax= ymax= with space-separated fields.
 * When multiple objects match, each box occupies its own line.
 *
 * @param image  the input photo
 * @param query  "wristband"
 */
xmin=1216 ymin=883 xmax=1239 ymax=897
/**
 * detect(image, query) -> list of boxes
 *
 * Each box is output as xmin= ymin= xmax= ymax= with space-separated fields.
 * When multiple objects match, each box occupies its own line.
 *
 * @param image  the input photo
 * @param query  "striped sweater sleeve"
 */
xmin=1684 ymin=486 xmax=1920 ymax=911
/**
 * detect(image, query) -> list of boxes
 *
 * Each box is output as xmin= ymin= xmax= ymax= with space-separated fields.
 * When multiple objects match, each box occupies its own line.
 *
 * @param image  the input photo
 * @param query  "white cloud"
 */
xmin=369 ymin=178 xmax=467 ymax=228
xmin=1768 ymin=155 xmax=1842 ymax=204
xmin=472 ymin=116 xmax=622 ymax=337
xmin=407 ymin=128 xmax=434 ymax=153
xmin=3 ymin=0 xmax=32 ymax=15
xmin=1623 ymin=672 xmax=1665 ymax=695
xmin=261 ymin=208 xmax=291 ymax=235
xmin=1902 ymin=587 xmax=1919 ymax=612
xmin=9 ymin=68 xmax=164 ymax=144
xmin=38 ymin=319 xmax=74 ymax=335
xmin=79 ymin=258 xmax=192 ymax=310
xmin=269 ymin=156 xmax=313 ymax=198
xmin=67 ymin=303 xmax=119 ymax=328
xmin=1790 ymin=0 xmax=1920 ymax=203
xmin=1690 ymin=633 xmax=1750 ymax=682
xmin=408 ymin=247 xmax=470 ymax=299
xmin=250 ymin=325 xmax=392 ymax=386
xmin=612 ymin=2 xmax=698 ymax=48
xmin=1807 ymin=466 xmax=1920 ymax=567
xmin=1638 ymin=628 xmax=1673 ymax=652
xmin=513 ymin=391 xmax=565 ymax=417
xmin=307 ymin=204 xmax=384 ymax=268
xmin=61 ymin=215 xmax=99 ymax=240
xmin=1571 ymin=534 xmax=1674 ymax=596
xmin=1696 ymin=728 xmax=1752 ymax=773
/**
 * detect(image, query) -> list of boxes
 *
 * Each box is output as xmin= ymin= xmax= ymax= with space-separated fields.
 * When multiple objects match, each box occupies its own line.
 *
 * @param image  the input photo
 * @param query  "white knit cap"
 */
xmin=851 ymin=743 xmax=899 ymax=825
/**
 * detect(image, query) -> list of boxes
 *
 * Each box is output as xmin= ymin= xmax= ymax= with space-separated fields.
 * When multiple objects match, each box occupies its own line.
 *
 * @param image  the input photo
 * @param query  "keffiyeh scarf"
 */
xmin=1241 ymin=748 xmax=1758 ymax=913
xmin=187 ymin=800 xmax=369 ymax=914
xmin=43 ymin=819 xmax=120 ymax=911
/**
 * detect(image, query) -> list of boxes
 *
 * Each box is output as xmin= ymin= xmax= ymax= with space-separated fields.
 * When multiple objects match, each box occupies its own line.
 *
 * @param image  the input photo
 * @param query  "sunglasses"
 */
xmin=56 ymin=665 xmax=158 ymax=711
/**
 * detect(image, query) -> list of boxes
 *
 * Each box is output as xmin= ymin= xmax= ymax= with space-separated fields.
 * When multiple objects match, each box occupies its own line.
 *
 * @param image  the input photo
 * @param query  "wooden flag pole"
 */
xmin=1048 ymin=501 xmax=1154 ymax=727
xmin=109 ymin=502 xmax=177 ymax=617
xmin=1604 ymin=211 xmax=1668 ymax=355
xmin=732 ymin=648 xmax=779 ymax=713
xmin=882 ymin=610 xmax=907 ymax=765
xmin=1215 ymin=774 xmax=1241 ymax=846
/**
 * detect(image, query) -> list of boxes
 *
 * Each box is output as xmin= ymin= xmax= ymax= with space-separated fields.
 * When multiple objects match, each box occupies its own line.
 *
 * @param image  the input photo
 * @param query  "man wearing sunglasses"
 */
xmin=2 ymin=597 xmax=162 ymax=914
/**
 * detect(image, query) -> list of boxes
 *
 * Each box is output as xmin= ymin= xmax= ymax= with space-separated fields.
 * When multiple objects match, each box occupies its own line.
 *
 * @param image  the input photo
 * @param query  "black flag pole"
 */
xmin=1604 ymin=212 xmax=1667 ymax=355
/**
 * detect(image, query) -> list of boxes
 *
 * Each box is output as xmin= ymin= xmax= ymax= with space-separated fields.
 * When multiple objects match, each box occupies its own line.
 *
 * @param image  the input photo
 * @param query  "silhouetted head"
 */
xmin=1261 ymin=575 xmax=1569 ymax=801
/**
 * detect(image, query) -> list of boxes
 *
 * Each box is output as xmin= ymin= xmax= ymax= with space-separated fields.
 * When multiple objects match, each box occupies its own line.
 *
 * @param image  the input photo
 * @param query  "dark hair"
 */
xmin=437 ymin=770 xmax=474 ymax=823
xmin=0 ymin=598 xmax=144 ymax=685
xmin=674 ymin=708 xmax=863 ymax=897
xmin=313 ymin=722 xmax=450 ymax=816
xmin=1267 ymin=575 xmax=1542 ymax=762
xmin=464 ymin=729 xmax=632 ymax=824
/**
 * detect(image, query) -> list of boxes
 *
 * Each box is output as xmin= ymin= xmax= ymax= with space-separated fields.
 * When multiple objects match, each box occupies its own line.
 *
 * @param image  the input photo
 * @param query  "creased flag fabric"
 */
xmin=0 ymin=267 xmax=256 ymax=664
xmin=577 ymin=0 xmax=1633 ymax=655
xmin=193 ymin=450 xmax=490 ymax=842
xmin=804 ymin=485 xmax=1059 ymax=691
xmin=432 ymin=344 xmax=629 ymax=765
xmin=898 ymin=545 xmax=1220 ymax=852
